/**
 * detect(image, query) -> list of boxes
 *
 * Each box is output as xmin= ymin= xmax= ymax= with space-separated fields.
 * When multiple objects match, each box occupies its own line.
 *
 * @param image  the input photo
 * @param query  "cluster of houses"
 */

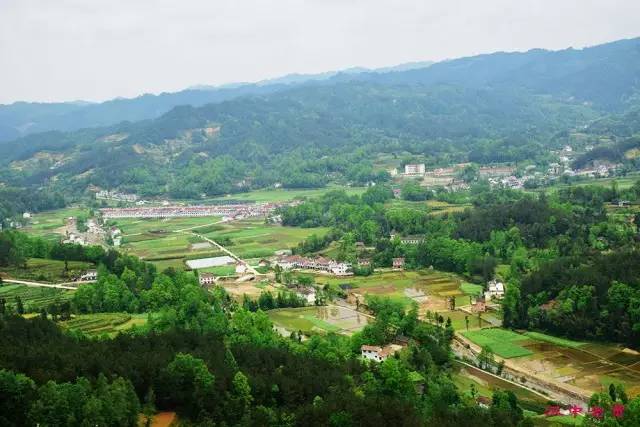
xmin=275 ymin=255 xmax=352 ymax=276
xmin=361 ymin=344 xmax=404 ymax=362
xmin=100 ymin=202 xmax=287 ymax=220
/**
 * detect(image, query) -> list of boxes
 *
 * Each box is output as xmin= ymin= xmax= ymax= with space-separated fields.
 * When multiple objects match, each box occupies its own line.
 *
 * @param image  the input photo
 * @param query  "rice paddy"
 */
xmin=462 ymin=328 xmax=534 ymax=358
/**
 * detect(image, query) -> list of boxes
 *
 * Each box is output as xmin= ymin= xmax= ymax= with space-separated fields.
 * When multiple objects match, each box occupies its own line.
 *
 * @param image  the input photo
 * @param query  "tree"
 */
xmin=160 ymin=353 xmax=215 ymax=418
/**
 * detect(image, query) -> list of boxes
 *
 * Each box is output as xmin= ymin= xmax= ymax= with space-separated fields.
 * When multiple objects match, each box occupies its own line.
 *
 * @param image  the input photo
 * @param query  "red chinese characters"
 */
xmin=612 ymin=403 xmax=625 ymax=419
xmin=588 ymin=406 xmax=604 ymax=419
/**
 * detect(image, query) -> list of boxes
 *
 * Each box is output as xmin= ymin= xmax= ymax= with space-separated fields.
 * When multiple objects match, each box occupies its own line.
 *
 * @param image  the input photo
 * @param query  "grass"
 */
xmin=268 ymin=307 xmax=333 ymax=334
xmin=60 ymin=313 xmax=148 ymax=336
xmin=462 ymin=328 xmax=534 ymax=358
xmin=0 ymin=258 xmax=94 ymax=283
xmin=0 ymin=284 xmax=74 ymax=312
xmin=523 ymin=331 xmax=585 ymax=349
xmin=200 ymin=265 xmax=236 ymax=276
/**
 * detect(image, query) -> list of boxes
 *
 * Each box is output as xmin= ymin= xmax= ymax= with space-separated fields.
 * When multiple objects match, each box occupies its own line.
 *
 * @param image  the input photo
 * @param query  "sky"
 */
xmin=1 ymin=0 xmax=639 ymax=104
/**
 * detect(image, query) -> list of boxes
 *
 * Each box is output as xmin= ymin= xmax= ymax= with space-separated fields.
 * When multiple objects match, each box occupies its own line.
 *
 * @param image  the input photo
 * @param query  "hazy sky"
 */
xmin=1 ymin=0 xmax=639 ymax=104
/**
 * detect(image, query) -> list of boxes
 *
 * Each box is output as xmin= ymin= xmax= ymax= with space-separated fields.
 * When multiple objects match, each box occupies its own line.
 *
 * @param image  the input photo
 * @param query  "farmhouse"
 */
xmin=235 ymin=263 xmax=249 ymax=274
xmin=484 ymin=279 xmax=505 ymax=300
xmin=392 ymin=257 xmax=405 ymax=270
xmin=275 ymin=255 xmax=352 ymax=276
xmin=199 ymin=272 xmax=217 ymax=287
xmin=295 ymin=286 xmax=316 ymax=304
xmin=404 ymin=163 xmax=426 ymax=175
xmin=361 ymin=344 xmax=404 ymax=362
xmin=258 ymin=259 xmax=271 ymax=268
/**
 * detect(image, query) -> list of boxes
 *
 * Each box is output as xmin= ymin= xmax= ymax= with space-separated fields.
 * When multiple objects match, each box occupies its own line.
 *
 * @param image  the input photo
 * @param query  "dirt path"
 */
xmin=2 ymin=278 xmax=94 ymax=290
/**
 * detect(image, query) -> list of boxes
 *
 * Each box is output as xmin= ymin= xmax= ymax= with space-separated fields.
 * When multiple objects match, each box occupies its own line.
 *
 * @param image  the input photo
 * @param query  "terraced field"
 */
xmin=0 ymin=284 xmax=74 ymax=312
xmin=0 ymin=258 xmax=94 ymax=282
xmin=60 ymin=313 xmax=148 ymax=336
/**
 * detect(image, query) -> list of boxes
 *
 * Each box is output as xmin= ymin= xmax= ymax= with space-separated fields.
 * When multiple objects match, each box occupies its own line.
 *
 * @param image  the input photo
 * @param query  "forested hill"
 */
xmin=0 ymin=37 xmax=639 ymax=202
xmin=1 ymin=37 xmax=638 ymax=142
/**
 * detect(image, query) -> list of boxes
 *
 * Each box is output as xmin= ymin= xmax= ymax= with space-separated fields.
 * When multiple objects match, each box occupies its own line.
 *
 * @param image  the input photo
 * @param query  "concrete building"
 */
xmin=199 ymin=272 xmax=217 ymax=287
xmin=79 ymin=270 xmax=98 ymax=281
xmin=404 ymin=164 xmax=426 ymax=175
xmin=392 ymin=257 xmax=405 ymax=270
xmin=484 ymin=279 xmax=505 ymax=300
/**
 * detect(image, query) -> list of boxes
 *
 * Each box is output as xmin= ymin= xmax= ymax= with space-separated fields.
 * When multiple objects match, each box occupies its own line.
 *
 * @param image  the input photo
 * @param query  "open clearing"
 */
xmin=268 ymin=305 xmax=372 ymax=335
xmin=0 ymin=283 xmax=74 ymax=312
xmin=60 ymin=312 xmax=148 ymax=336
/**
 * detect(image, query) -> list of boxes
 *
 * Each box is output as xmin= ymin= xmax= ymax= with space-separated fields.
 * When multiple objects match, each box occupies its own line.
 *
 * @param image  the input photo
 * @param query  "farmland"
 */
xmin=204 ymin=186 xmax=367 ymax=203
xmin=60 ymin=312 xmax=148 ymax=336
xmin=462 ymin=328 xmax=534 ymax=358
xmin=460 ymin=327 xmax=640 ymax=398
xmin=0 ymin=284 xmax=74 ymax=312
xmin=201 ymin=219 xmax=330 ymax=259
xmin=451 ymin=361 xmax=550 ymax=413
xmin=24 ymin=206 xmax=92 ymax=241
xmin=0 ymin=258 xmax=94 ymax=283
xmin=267 ymin=305 xmax=372 ymax=336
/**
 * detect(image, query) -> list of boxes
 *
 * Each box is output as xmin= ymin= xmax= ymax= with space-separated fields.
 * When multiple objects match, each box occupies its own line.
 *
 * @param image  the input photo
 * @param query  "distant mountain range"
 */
xmin=2 ymin=36 xmax=638 ymax=144
xmin=0 ymin=61 xmax=434 ymax=143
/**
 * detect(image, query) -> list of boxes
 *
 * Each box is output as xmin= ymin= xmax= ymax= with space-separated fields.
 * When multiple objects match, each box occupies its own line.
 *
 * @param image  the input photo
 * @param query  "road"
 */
xmin=2 ymin=278 xmax=96 ymax=290
xmin=190 ymin=232 xmax=260 ymax=275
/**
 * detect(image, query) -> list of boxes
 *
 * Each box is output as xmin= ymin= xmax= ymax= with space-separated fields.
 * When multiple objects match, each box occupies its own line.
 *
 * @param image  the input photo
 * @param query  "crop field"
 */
xmin=461 ymin=327 xmax=640 ymax=397
xmin=221 ymin=279 xmax=279 ymax=299
xmin=451 ymin=361 xmax=550 ymax=414
xmin=202 ymin=219 xmax=330 ymax=259
xmin=112 ymin=216 xmax=223 ymax=235
xmin=204 ymin=186 xmax=367 ymax=203
xmin=0 ymin=284 xmax=74 ymax=312
xmin=510 ymin=340 xmax=640 ymax=398
xmin=24 ymin=206 xmax=92 ymax=240
xmin=314 ymin=269 xmax=475 ymax=307
xmin=60 ymin=312 xmax=148 ymax=336
xmin=462 ymin=328 xmax=534 ymax=358
xmin=0 ymin=258 xmax=94 ymax=283
xmin=385 ymin=199 xmax=471 ymax=216
xmin=268 ymin=305 xmax=372 ymax=335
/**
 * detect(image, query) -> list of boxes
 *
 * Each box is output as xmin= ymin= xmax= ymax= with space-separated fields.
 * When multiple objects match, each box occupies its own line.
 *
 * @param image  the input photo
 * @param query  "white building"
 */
xmin=484 ymin=280 xmax=505 ymax=300
xmin=296 ymin=287 xmax=316 ymax=305
xmin=404 ymin=164 xmax=426 ymax=175
xmin=199 ymin=272 xmax=217 ymax=286
xmin=235 ymin=263 xmax=249 ymax=274
xmin=79 ymin=270 xmax=98 ymax=281
xmin=22 ymin=212 xmax=32 ymax=219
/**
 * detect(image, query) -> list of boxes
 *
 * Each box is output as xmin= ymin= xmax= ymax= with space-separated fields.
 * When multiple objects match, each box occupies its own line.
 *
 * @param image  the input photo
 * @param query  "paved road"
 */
xmin=2 ymin=278 xmax=96 ymax=290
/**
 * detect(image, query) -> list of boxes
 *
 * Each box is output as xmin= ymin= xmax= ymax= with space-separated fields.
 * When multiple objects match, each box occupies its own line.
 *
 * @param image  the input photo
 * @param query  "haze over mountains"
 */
xmin=1 ymin=36 xmax=638 ymax=144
